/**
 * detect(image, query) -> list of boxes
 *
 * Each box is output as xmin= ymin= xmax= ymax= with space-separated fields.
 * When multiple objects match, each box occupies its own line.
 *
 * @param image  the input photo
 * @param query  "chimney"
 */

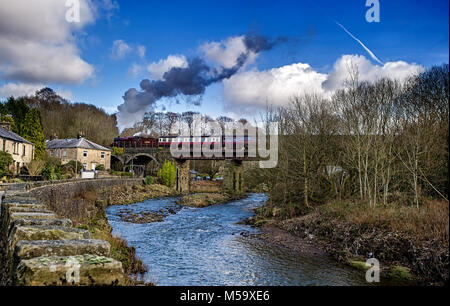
xmin=0 ymin=121 xmax=10 ymax=132
xmin=77 ymin=131 xmax=84 ymax=139
xmin=50 ymin=133 xmax=58 ymax=141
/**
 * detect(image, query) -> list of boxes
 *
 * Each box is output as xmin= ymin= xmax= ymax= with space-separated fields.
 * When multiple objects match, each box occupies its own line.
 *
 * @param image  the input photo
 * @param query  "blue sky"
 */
xmin=0 ymin=0 xmax=448 ymax=127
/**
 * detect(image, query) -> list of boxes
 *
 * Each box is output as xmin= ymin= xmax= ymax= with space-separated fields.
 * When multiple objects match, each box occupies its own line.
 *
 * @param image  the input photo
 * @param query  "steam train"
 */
xmin=112 ymin=135 xmax=256 ymax=149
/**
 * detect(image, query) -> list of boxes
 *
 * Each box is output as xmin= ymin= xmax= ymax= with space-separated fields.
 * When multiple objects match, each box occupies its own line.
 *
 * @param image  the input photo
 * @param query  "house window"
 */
xmin=101 ymin=152 xmax=105 ymax=159
xmin=22 ymin=145 xmax=26 ymax=156
xmin=83 ymin=150 xmax=88 ymax=158
xmin=83 ymin=163 xmax=87 ymax=170
xmin=63 ymin=150 xmax=67 ymax=157
xmin=2 ymin=139 xmax=5 ymax=151
xmin=49 ymin=150 xmax=53 ymax=157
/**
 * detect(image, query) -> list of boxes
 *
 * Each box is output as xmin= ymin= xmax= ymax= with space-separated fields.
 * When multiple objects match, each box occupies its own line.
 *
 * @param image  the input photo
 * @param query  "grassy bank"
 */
xmin=252 ymin=200 xmax=449 ymax=285
xmin=76 ymin=210 xmax=149 ymax=285
xmin=177 ymin=192 xmax=248 ymax=208
xmin=177 ymin=193 xmax=231 ymax=207
xmin=105 ymin=183 xmax=177 ymax=205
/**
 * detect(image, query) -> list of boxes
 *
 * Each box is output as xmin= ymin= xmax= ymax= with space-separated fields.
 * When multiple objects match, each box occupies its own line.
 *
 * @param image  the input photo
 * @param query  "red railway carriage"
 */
xmin=112 ymin=136 xmax=158 ymax=148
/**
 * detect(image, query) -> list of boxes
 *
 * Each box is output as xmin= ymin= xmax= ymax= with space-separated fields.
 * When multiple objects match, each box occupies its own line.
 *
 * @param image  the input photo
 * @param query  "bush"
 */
xmin=66 ymin=160 xmax=83 ymax=174
xmin=41 ymin=156 xmax=62 ymax=181
xmin=120 ymin=171 xmax=133 ymax=177
xmin=113 ymin=147 xmax=124 ymax=156
xmin=96 ymin=164 xmax=105 ymax=171
xmin=157 ymin=160 xmax=176 ymax=188
xmin=0 ymin=151 xmax=13 ymax=174
xmin=26 ymin=159 xmax=46 ymax=176
xmin=144 ymin=176 xmax=154 ymax=185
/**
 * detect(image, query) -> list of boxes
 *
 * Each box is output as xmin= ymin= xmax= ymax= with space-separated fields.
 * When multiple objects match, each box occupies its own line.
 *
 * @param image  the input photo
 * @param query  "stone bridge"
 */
xmin=113 ymin=147 xmax=254 ymax=195
xmin=112 ymin=148 xmax=171 ymax=177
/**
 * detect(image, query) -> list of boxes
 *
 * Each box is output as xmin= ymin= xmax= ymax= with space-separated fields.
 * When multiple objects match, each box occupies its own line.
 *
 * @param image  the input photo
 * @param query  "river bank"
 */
xmin=106 ymin=193 xmax=370 ymax=285
xmin=177 ymin=192 xmax=245 ymax=208
xmin=249 ymin=200 xmax=449 ymax=286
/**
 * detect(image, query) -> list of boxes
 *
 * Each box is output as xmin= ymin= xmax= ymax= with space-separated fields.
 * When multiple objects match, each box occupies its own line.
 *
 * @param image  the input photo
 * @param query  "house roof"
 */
xmin=46 ymin=138 xmax=112 ymax=151
xmin=0 ymin=127 xmax=32 ymax=144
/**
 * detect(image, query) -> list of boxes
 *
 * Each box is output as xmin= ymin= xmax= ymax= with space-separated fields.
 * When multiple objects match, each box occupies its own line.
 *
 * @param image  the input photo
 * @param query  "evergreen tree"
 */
xmin=4 ymin=97 xmax=30 ymax=135
xmin=21 ymin=108 xmax=46 ymax=159
xmin=0 ymin=151 xmax=13 ymax=174
xmin=0 ymin=114 xmax=19 ymax=134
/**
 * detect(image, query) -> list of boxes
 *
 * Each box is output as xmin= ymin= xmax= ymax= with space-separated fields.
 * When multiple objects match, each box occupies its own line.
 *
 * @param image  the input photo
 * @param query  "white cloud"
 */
xmin=137 ymin=45 xmax=146 ymax=59
xmin=147 ymin=55 xmax=188 ymax=80
xmin=110 ymin=39 xmax=132 ymax=60
xmin=99 ymin=0 xmax=120 ymax=20
xmin=55 ymin=88 xmax=74 ymax=101
xmin=223 ymin=54 xmax=424 ymax=112
xmin=323 ymin=54 xmax=424 ymax=91
xmin=200 ymin=36 xmax=257 ymax=68
xmin=223 ymin=63 xmax=327 ymax=111
xmin=128 ymin=63 xmax=144 ymax=78
xmin=0 ymin=82 xmax=73 ymax=100
xmin=0 ymin=0 xmax=95 ymax=85
xmin=0 ymin=83 xmax=42 ymax=98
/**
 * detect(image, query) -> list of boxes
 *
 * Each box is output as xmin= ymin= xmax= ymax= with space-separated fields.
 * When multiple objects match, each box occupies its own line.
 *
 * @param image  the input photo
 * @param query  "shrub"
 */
xmin=0 ymin=151 xmax=13 ymax=174
xmin=144 ymin=176 xmax=154 ymax=185
xmin=112 ymin=147 xmax=124 ymax=156
xmin=95 ymin=164 xmax=105 ymax=171
xmin=157 ymin=160 xmax=176 ymax=188
xmin=66 ymin=160 xmax=83 ymax=174
xmin=120 ymin=171 xmax=133 ymax=177
xmin=26 ymin=159 xmax=46 ymax=176
xmin=41 ymin=157 xmax=62 ymax=181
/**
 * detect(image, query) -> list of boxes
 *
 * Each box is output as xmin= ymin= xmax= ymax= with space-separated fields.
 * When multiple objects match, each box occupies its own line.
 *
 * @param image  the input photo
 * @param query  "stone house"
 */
xmin=0 ymin=122 xmax=35 ymax=174
xmin=46 ymin=135 xmax=112 ymax=171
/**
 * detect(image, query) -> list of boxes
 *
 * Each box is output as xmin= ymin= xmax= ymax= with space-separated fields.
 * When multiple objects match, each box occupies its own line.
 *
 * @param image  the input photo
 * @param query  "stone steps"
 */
xmin=9 ymin=225 xmax=91 ymax=250
xmin=9 ymin=218 xmax=73 ymax=229
xmin=3 ymin=197 xmax=39 ymax=204
xmin=14 ymin=239 xmax=111 ymax=260
xmin=15 ymin=254 xmax=124 ymax=286
xmin=1 ymin=185 xmax=125 ymax=286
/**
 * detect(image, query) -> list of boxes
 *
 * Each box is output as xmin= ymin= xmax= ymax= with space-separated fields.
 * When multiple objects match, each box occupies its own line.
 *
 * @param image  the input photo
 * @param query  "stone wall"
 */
xmin=0 ymin=178 xmax=142 ymax=286
xmin=223 ymin=160 xmax=244 ymax=194
xmin=175 ymin=160 xmax=190 ymax=194
xmin=190 ymin=181 xmax=222 ymax=193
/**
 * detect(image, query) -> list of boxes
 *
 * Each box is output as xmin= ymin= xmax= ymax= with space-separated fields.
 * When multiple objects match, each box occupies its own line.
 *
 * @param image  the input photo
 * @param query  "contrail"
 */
xmin=336 ymin=22 xmax=384 ymax=65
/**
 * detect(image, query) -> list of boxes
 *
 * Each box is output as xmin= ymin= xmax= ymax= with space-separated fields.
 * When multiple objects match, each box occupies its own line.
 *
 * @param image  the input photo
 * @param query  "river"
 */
xmin=106 ymin=193 xmax=370 ymax=286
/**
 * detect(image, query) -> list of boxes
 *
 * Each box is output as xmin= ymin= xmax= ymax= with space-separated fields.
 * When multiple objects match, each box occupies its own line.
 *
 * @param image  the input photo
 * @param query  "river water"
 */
xmin=106 ymin=193 xmax=370 ymax=286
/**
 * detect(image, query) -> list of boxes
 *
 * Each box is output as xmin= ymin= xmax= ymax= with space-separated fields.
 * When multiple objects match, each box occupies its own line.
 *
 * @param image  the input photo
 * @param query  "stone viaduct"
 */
xmin=113 ymin=147 xmax=250 ymax=195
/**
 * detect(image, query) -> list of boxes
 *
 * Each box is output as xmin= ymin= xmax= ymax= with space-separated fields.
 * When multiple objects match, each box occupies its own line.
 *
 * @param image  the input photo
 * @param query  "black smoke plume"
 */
xmin=118 ymin=34 xmax=286 ymax=127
